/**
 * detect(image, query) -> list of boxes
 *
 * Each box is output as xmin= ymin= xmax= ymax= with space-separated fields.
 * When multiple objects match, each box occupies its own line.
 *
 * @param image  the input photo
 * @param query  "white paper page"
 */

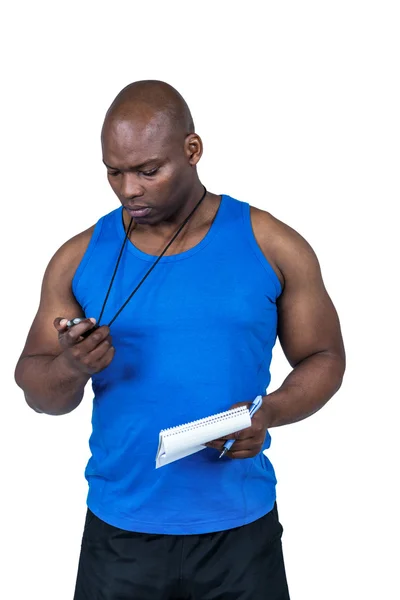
xmin=156 ymin=406 xmax=251 ymax=468
xmin=156 ymin=443 xmax=206 ymax=469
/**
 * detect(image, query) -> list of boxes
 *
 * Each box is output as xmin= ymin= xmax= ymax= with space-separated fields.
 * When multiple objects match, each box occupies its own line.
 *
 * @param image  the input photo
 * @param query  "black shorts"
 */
xmin=73 ymin=503 xmax=290 ymax=599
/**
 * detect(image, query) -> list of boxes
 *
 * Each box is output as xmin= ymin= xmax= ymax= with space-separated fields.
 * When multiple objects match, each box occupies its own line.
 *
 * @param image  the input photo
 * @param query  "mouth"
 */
xmin=125 ymin=206 xmax=152 ymax=219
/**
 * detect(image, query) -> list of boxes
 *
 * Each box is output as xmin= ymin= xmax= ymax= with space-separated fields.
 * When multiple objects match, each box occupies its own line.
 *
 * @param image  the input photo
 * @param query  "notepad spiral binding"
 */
xmin=160 ymin=406 xmax=249 ymax=437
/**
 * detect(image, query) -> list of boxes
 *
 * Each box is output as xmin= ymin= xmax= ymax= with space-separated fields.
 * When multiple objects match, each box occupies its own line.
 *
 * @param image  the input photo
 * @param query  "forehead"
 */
xmin=102 ymin=112 xmax=176 ymax=166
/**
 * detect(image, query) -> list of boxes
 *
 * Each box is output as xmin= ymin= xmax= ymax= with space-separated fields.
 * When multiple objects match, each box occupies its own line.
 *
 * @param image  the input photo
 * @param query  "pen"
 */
xmin=218 ymin=395 xmax=263 ymax=459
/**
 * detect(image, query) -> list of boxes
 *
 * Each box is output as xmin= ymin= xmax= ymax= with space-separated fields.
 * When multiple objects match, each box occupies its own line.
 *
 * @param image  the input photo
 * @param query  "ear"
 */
xmin=184 ymin=133 xmax=203 ymax=166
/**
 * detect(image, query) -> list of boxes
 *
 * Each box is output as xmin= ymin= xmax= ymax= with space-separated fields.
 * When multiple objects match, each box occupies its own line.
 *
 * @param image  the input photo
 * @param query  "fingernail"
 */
xmin=60 ymin=319 xmax=68 ymax=326
xmin=89 ymin=318 xmax=97 ymax=324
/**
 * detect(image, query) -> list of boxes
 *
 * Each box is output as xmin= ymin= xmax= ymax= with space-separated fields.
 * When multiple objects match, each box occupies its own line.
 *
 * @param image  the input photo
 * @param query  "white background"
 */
xmin=1 ymin=1 xmax=399 ymax=598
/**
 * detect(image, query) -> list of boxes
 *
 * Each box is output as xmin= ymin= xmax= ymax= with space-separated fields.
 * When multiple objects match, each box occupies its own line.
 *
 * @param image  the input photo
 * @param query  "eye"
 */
xmin=141 ymin=168 xmax=159 ymax=177
xmin=107 ymin=170 xmax=120 ymax=177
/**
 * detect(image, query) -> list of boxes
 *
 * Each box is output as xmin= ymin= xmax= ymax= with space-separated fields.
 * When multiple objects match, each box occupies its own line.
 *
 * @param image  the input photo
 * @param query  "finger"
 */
xmin=216 ymin=427 xmax=254 ymax=442
xmin=68 ymin=332 xmax=112 ymax=365
xmin=54 ymin=317 xmax=70 ymax=332
xmin=64 ymin=322 xmax=106 ymax=347
xmin=54 ymin=316 xmax=96 ymax=332
xmin=229 ymin=450 xmax=259 ymax=460
xmin=218 ymin=436 xmax=258 ymax=448
xmin=205 ymin=440 xmax=225 ymax=450
xmin=90 ymin=345 xmax=115 ymax=372
xmin=233 ymin=426 xmax=257 ymax=440
xmin=225 ymin=439 xmax=261 ymax=453
xmin=204 ymin=432 xmax=260 ymax=450
xmin=70 ymin=340 xmax=115 ymax=374
xmin=225 ymin=418 xmax=266 ymax=441
xmin=83 ymin=337 xmax=114 ymax=364
xmin=80 ymin=326 xmax=111 ymax=350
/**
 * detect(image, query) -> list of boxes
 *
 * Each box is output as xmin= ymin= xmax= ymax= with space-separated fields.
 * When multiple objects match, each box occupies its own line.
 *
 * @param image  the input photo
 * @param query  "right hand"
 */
xmin=54 ymin=317 xmax=115 ymax=375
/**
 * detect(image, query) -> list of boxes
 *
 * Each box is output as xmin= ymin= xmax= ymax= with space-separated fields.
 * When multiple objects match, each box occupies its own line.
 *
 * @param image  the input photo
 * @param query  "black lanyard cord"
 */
xmin=97 ymin=186 xmax=207 ymax=330
xmin=96 ymin=217 xmax=134 ymax=326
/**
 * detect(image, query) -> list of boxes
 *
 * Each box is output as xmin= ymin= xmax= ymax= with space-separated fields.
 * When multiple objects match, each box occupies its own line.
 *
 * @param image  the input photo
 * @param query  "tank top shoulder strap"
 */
xmin=221 ymin=194 xmax=282 ymax=297
xmin=72 ymin=207 xmax=120 ymax=296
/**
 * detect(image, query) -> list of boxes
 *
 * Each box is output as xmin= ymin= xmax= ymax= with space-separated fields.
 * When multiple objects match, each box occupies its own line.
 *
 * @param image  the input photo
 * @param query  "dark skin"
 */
xmin=206 ymin=207 xmax=346 ymax=457
xmin=15 ymin=80 xmax=345 ymax=456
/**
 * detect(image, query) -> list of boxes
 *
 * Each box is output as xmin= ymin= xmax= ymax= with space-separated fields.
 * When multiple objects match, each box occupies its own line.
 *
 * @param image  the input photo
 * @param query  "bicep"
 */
xmin=277 ymin=243 xmax=344 ymax=368
xmin=19 ymin=249 xmax=84 ymax=359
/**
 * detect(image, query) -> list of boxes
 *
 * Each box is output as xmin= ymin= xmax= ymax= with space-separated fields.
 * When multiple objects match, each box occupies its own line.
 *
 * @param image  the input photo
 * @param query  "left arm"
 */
xmin=207 ymin=211 xmax=346 ymax=458
xmin=260 ymin=217 xmax=346 ymax=429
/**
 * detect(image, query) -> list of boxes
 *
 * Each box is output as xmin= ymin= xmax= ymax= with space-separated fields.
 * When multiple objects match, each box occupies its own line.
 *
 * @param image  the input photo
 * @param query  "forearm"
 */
xmin=15 ymin=354 xmax=90 ymax=416
xmin=263 ymin=351 xmax=345 ymax=428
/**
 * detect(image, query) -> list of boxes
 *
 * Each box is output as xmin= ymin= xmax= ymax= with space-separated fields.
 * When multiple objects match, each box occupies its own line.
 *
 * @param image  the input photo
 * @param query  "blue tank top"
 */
xmin=72 ymin=194 xmax=282 ymax=534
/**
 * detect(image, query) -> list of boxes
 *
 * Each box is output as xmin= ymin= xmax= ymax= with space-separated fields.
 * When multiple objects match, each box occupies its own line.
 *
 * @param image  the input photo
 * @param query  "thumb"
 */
xmin=54 ymin=317 xmax=69 ymax=333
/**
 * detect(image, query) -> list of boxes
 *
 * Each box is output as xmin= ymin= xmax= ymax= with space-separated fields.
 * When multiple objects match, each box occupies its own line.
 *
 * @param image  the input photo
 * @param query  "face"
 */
xmin=101 ymin=112 xmax=202 ymax=225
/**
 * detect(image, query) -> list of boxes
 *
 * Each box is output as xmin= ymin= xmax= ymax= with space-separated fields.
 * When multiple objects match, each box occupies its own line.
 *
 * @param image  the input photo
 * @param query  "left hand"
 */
xmin=205 ymin=400 xmax=269 ymax=459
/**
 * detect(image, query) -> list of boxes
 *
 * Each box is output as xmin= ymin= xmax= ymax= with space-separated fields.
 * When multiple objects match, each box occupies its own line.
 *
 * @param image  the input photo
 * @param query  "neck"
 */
xmin=160 ymin=182 xmax=207 ymax=228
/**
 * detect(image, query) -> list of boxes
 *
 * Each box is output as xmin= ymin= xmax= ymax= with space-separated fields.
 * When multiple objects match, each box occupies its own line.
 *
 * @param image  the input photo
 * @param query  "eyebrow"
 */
xmin=102 ymin=159 xmax=160 ymax=171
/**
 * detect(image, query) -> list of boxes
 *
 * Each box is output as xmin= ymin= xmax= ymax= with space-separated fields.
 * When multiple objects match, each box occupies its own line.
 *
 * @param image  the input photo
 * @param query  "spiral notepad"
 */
xmin=155 ymin=406 xmax=251 ymax=468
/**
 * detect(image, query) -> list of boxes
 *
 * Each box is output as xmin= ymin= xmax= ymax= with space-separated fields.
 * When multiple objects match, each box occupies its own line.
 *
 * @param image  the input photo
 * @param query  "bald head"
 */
xmin=103 ymin=80 xmax=194 ymax=141
xmin=101 ymin=81 xmax=203 ymax=224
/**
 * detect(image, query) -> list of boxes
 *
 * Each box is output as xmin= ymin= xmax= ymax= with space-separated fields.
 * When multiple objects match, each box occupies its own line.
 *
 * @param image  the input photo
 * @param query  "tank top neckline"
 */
xmin=115 ymin=194 xmax=229 ymax=263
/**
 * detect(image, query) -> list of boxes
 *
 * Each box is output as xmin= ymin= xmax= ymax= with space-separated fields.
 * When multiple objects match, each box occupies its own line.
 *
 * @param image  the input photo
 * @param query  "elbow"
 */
xmin=14 ymin=356 xmax=83 ymax=416
xmin=335 ymin=365 xmax=345 ymax=394
xmin=303 ymin=347 xmax=346 ymax=396
xmin=18 ymin=383 xmax=83 ymax=417
xmin=24 ymin=393 xmax=82 ymax=416
xmin=326 ymin=348 xmax=346 ymax=395
xmin=14 ymin=360 xmax=25 ymax=391
xmin=14 ymin=361 xmax=44 ymax=413
xmin=25 ymin=396 xmax=44 ymax=413
xmin=336 ymin=344 xmax=346 ymax=383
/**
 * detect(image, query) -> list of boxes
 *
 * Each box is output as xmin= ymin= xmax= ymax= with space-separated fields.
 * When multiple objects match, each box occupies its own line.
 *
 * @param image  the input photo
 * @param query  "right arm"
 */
xmin=14 ymin=227 xmax=115 ymax=416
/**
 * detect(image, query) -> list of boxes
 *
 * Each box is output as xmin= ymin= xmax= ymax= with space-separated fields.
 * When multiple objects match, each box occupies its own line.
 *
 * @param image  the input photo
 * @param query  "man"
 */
xmin=15 ymin=80 xmax=345 ymax=599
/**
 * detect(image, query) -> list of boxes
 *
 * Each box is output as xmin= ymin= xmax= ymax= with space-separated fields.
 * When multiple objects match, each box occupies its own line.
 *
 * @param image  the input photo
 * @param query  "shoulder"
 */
xmin=249 ymin=206 xmax=321 ymax=292
xmin=44 ymin=224 xmax=96 ymax=284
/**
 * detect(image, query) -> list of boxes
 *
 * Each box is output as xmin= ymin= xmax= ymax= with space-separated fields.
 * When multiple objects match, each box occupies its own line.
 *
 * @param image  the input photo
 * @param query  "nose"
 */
xmin=120 ymin=173 xmax=144 ymax=200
